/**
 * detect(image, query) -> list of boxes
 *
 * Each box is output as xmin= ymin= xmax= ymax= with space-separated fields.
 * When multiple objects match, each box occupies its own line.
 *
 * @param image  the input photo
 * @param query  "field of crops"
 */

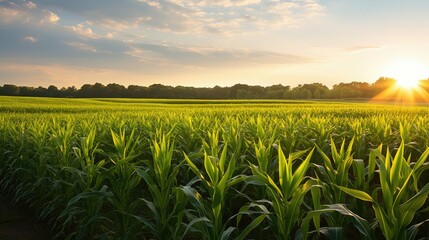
xmin=1 ymin=96 xmax=429 ymax=239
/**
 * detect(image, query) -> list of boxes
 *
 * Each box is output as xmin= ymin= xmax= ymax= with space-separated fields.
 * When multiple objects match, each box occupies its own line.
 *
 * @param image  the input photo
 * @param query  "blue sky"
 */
xmin=1 ymin=0 xmax=429 ymax=88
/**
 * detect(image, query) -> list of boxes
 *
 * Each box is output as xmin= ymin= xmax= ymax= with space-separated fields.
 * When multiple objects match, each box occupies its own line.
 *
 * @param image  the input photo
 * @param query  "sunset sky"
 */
xmin=1 ymin=0 xmax=429 ymax=88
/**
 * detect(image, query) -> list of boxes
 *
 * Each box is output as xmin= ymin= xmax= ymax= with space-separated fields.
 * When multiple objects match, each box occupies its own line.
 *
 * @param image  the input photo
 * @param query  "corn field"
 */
xmin=1 ymin=96 xmax=429 ymax=239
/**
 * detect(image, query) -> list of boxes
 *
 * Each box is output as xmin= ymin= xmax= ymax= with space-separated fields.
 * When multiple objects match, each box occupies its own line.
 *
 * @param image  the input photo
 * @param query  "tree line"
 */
xmin=1 ymin=77 xmax=429 ymax=99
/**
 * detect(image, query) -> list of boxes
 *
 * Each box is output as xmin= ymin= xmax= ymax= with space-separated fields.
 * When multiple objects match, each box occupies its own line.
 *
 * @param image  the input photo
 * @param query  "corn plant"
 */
xmin=56 ymin=128 xmax=110 ymax=239
xmin=106 ymin=127 xmax=142 ymax=239
xmin=176 ymin=116 xmax=203 ymax=154
xmin=250 ymin=145 xmax=317 ymax=239
xmin=304 ymin=116 xmax=334 ymax=152
xmin=2 ymin=97 xmax=429 ymax=239
xmin=315 ymin=138 xmax=355 ymax=204
xmin=348 ymin=120 xmax=368 ymax=159
xmin=134 ymin=134 xmax=186 ymax=239
xmin=221 ymin=117 xmax=245 ymax=166
xmin=254 ymin=139 xmax=274 ymax=175
xmin=182 ymin=132 xmax=266 ymax=240
xmin=338 ymin=142 xmax=429 ymax=239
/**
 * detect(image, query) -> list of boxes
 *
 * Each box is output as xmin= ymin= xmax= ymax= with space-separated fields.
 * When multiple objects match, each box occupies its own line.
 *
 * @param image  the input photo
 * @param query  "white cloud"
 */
xmin=164 ymin=0 xmax=324 ymax=33
xmin=67 ymin=23 xmax=95 ymax=38
xmin=0 ymin=7 xmax=20 ymax=22
xmin=138 ymin=0 xmax=162 ymax=9
xmin=169 ymin=0 xmax=261 ymax=7
xmin=36 ymin=0 xmax=324 ymax=34
xmin=43 ymin=10 xmax=59 ymax=23
xmin=97 ymin=18 xmax=141 ymax=31
xmin=0 ymin=3 xmax=60 ymax=25
xmin=24 ymin=1 xmax=37 ymax=9
xmin=126 ymin=42 xmax=311 ymax=68
xmin=344 ymin=46 xmax=383 ymax=53
xmin=66 ymin=22 xmax=114 ymax=39
xmin=24 ymin=36 xmax=38 ymax=43
xmin=105 ymin=32 xmax=114 ymax=39
xmin=67 ymin=42 xmax=97 ymax=52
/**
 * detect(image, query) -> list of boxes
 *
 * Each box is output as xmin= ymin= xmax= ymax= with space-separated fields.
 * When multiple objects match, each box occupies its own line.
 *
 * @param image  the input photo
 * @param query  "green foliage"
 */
xmin=250 ymin=146 xmax=316 ymax=239
xmin=1 ymin=97 xmax=429 ymax=239
xmin=337 ymin=142 xmax=429 ymax=239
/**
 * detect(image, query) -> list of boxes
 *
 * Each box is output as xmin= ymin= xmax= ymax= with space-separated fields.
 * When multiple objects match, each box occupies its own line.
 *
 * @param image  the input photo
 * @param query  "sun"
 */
xmin=396 ymin=77 xmax=419 ymax=89
xmin=373 ymin=59 xmax=429 ymax=104
xmin=382 ymin=59 xmax=427 ymax=89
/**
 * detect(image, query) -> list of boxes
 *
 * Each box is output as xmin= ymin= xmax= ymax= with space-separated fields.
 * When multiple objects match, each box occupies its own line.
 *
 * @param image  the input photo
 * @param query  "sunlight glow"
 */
xmin=396 ymin=78 xmax=419 ymax=89
xmin=382 ymin=59 xmax=428 ymax=89
xmin=371 ymin=59 xmax=429 ymax=104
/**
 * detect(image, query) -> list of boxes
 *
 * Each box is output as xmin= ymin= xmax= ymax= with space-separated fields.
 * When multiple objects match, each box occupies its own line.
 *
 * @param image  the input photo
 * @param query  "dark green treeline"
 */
xmin=2 ymin=77 xmax=429 ymax=99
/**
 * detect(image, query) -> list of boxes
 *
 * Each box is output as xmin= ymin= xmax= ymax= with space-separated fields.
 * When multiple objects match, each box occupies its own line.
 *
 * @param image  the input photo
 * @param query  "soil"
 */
xmin=0 ymin=194 xmax=53 ymax=240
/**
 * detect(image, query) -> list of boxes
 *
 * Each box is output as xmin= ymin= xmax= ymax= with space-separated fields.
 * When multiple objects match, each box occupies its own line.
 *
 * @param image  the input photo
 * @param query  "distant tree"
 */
xmin=304 ymin=83 xmax=329 ymax=98
xmin=211 ymin=85 xmax=227 ymax=99
xmin=292 ymin=84 xmax=309 ymax=99
xmin=228 ymin=84 xmax=250 ymax=99
xmin=0 ymin=77 xmax=404 ymax=99
xmin=1 ymin=84 xmax=19 ymax=96
xmin=93 ymin=83 xmax=108 ymax=97
xmin=148 ymin=84 xmax=174 ymax=98
xmin=63 ymin=86 xmax=77 ymax=97
xmin=288 ymin=83 xmax=328 ymax=99
xmin=106 ymin=83 xmax=126 ymax=98
xmin=247 ymin=85 xmax=265 ymax=99
xmin=128 ymin=85 xmax=148 ymax=98
xmin=265 ymin=84 xmax=290 ymax=99
xmin=18 ymin=86 xmax=35 ymax=96
xmin=46 ymin=85 xmax=60 ymax=97
xmin=33 ymin=86 xmax=47 ymax=97
xmin=328 ymin=81 xmax=370 ymax=99
xmin=369 ymin=77 xmax=396 ymax=97
xmin=78 ymin=84 xmax=94 ymax=98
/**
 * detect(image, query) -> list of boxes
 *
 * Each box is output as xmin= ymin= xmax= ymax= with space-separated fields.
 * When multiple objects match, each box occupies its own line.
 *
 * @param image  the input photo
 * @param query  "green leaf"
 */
xmin=373 ymin=202 xmax=393 ymax=240
xmin=352 ymin=159 xmax=365 ymax=188
xmin=278 ymin=144 xmax=287 ymax=192
xmin=204 ymin=154 xmax=218 ymax=184
xmin=183 ymin=153 xmax=204 ymax=180
xmin=300 ymin=204 xmax=374 ymax=240
xmin=336 ymin=185 xmax=373 ymax=202
xmin=315 ymin=144 xmax=334 ymax=177
xmin=235 ymin=215 xmax=266 ymax=240
xmin=319 ymin=227 xmax=343 ymax=240
xmin=399 ymin=182 xmax=429 ymax=227
xmin=181 ymin=217 xmax=211 ymax=240
xmin=66 ymin=185 xmax=111 ymax=207
xmin=377 ymin=156 xmax=393 ymax=210
xmin=310 ymin=185 xmax=321 ymax=232
xmin=290 ymin=148 xmax=314 ymax=195
xmin=390 ymin=141 xmax=404 ymax=191
xmin=220 ymin=226 xmax=235 ymax=240
xmin=406 ymin=219 xmax=429 ymax=240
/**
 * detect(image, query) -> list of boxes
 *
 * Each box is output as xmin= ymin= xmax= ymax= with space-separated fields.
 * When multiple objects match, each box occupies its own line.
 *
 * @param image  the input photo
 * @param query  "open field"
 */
xmin=1 ymin=96 xmax=429 ymax=239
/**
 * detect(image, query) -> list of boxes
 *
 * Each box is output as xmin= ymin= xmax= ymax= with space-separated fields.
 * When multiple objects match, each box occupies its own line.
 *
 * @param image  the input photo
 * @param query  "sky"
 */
xmin=1 ymin=0 xmax=429 ymax=88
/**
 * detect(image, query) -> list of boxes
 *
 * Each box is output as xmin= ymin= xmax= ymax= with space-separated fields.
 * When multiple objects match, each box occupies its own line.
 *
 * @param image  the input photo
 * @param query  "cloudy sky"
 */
xmin=1 ymin=0 xmax=429 ymax=88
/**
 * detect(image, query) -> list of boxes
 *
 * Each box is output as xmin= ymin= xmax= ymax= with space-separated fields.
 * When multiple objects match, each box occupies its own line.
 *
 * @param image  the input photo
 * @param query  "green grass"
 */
xmin=1 ymin=96 xmax=429 ymax=239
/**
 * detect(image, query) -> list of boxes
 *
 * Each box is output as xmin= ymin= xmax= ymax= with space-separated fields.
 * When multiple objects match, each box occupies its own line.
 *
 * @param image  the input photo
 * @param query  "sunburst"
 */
xmin=372 ymin=60 xmax=429 ymax=104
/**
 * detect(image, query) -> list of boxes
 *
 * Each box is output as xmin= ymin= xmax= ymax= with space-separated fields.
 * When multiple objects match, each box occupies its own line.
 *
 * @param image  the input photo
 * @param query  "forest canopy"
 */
xmin=2 ymin=77 xmax=429 ymax=99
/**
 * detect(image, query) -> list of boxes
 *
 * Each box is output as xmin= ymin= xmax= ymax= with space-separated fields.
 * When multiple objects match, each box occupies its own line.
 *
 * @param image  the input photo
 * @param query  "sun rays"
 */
xmin=372 ymin=60 xmax=429 ymax=104
xmin=371 ymin=80 xmax=429 ymax=104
